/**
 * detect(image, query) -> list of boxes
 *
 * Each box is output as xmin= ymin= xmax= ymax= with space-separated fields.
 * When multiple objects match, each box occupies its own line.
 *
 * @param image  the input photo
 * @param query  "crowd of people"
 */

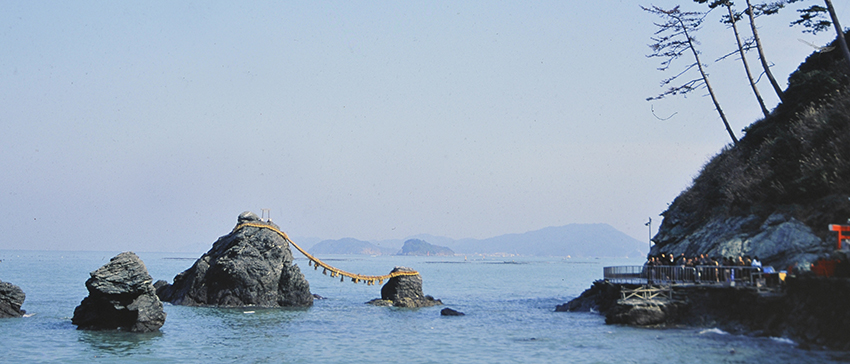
xmin=646 ymin=253 xmax=762 ymax=268
xmin=643 ymin=253 xmax=764 ymax=283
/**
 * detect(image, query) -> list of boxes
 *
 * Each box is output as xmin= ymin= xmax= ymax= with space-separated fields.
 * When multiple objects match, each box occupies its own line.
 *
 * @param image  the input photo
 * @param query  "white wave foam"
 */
xmin=770 ymin=337 xmax=795 ymax=345
xmin=698 ymin=328 xmax=729 ymax=335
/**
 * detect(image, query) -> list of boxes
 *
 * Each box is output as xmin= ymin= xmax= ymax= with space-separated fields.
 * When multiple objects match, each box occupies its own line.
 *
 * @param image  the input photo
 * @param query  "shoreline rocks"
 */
xmin=367 ymin=267 xmax=442 ymax=308
xmin=0 ymin=280 xmax=26 ymax=318
xmin=561 ymin=277 xmax=850 ymax=350
xmin=71 ymin=252 xmax=165 ymax=332
xmin=157 ymin=212 xmax=313 ymax=308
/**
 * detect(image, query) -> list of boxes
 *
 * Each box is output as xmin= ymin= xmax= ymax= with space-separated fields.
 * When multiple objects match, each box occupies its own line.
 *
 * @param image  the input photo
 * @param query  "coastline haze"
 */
xmin=1 ymin=1 xmax=847 ymax=252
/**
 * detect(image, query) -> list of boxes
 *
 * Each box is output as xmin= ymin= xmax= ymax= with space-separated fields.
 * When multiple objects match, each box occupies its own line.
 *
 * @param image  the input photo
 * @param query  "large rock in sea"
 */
xmin=157 ymin=211 xmax=313 ymax=307
xmin=0 ymin=280 xmax=26 ymax=318
xmin=367 ymin=267 xmax=441 ymax=308
xmin=71 ymin=252 xmax=165 ymax=332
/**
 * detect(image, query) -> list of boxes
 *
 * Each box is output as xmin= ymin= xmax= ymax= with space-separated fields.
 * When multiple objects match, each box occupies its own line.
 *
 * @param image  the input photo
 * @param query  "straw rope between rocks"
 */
xmin=231 ymin=222 xmax=419 ymax=286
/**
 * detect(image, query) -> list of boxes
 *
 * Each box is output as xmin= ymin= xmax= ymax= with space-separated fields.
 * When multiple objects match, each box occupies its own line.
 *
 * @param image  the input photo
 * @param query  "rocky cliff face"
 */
xmin=157 ymin=212 xmax=313 ymax=307
xmin=651 ymin=37 xmax=850 ymax=269
xmin=0 ymin=280 xmax=26 ymax=318
xmin=653 ymin=212 xmax=828 ymax=270
xmin=71 ymin=252 xmax=165 ymax=332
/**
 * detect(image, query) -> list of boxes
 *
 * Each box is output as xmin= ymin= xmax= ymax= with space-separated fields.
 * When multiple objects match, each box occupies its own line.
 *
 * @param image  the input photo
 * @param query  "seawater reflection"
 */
xmin=77 ymin=330 xmax=162 ymax=357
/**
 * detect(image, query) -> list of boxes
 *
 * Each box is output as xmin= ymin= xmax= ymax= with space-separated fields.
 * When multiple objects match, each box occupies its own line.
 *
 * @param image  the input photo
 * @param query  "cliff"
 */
xmin=652 ymin=32 xmax=850 ymax=270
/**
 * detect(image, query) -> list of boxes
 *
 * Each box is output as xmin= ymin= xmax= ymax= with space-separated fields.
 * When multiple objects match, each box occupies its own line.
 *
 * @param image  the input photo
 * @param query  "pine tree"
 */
xmin=643 ymin=5 xmax=739 ymax=144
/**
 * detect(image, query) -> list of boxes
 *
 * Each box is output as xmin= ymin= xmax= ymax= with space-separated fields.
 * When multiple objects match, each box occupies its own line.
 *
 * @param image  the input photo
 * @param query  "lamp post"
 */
xmin=645 ymin=217 xmax=652 ymax=254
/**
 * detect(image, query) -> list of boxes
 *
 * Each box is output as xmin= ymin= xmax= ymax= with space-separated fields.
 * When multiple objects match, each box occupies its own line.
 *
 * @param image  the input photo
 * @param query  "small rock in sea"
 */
xmin=441 ymin=307 xmax=465 ymax=316
xmin=0 ymin=280 xmax=26 ymax=318
xmin=312 ymin=293 xmax=326 ymax=300
xmin=71 ymin=252 xmax=166 ymax=332
xmin=367 ymin=267 xmax=442 ymax=308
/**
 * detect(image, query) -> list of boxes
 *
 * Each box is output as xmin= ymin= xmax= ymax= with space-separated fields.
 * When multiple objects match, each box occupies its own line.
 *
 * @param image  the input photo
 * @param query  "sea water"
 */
xmin=0 ymin=250 xmax=847 ymax=363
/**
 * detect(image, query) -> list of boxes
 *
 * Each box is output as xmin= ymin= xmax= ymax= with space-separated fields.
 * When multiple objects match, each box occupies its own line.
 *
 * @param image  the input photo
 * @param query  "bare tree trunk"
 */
xmin=680 ymin=17 xmax=739 ymax=145
xmin=825 ymin=0 xmax=850 ymax=71
xmin=727 ymin=3 xmax=770 ymax=118
xmin=745 ymin=0 xmax=785 ymax=102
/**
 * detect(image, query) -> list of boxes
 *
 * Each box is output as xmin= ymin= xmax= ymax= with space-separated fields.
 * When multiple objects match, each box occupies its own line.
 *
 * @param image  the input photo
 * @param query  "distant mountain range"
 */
xmin=302 ymin=223 xmax=645 ymax=258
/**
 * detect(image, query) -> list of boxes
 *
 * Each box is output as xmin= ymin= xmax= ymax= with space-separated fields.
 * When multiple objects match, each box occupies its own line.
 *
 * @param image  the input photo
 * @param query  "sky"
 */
xmin=1 ymin=1 xmax=848 ymax=252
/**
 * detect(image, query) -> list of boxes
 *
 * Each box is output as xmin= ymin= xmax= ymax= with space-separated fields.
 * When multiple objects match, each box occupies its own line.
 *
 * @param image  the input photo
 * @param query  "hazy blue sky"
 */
xmin=2 ymin=1 xmax=847 ymax=252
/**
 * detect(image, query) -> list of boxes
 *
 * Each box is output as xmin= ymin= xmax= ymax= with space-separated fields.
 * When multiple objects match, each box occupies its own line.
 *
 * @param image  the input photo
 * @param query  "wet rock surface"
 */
xmin=367 ymin=267 xmax=442 ymax=308
xmin=563 ymin=277 xmax=850 ymax=350
xmin=555 ymin=280 xmax=632 ymax=314
xmin=441 ymin=307 xmax=465 ymax=316
xmin=71 ymin=252 xmax=165 ymax=332
xmin=606 ymin=299 xmax=674 ymax=326
xmin=0 ymin=280 xmax=26 ymax=318
xmin=157 ymin=212 xmax=313 ymax=307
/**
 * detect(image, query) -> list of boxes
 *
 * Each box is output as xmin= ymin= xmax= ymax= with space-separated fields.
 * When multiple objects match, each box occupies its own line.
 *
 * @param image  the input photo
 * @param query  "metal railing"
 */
xmin=604 ymin=265 xmax=763 ymax=285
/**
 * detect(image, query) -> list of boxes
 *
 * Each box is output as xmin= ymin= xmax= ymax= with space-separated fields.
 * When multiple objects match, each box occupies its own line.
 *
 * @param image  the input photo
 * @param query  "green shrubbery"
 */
xmin=657 ymin=32 xmax=850 ymax=246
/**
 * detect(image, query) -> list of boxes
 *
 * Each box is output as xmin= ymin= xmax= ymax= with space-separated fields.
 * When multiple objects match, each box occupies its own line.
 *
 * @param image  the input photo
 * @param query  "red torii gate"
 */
xmin=829 ymin=224 xmax=850 ymax=250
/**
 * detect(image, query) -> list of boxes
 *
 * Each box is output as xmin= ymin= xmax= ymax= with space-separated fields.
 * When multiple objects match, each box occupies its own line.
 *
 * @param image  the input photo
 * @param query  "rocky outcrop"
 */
xmin=71 ymin=252 xmax=165 ymax=332
xmin=562 ymin=277 xmax=850 ymax=350
xmin=606 ymin=299 xmax=675 ymax=326
xmin=441 ymin=307 xmax=465 ymax=316
xmin=555 ymin=280 xmax=632 ymax=313
xmin=0 ymin=280 xmax=26 ymax=318
xmin=367 ymin=267 xmax=442 ymax=308
xmin=652 ymin=212 xmax=828 ymax=271
xmin=559 ymin=280 xmax=677 ymax=326
xmin=157 ymin=212 xmax=313 ymax=307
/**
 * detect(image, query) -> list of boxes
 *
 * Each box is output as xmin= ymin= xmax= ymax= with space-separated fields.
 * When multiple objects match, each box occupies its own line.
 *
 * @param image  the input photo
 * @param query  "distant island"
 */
xmin=397 ymin=239 xmax=454 ymax=256
xmin=297 ymin=223 xmax=646 ymax=257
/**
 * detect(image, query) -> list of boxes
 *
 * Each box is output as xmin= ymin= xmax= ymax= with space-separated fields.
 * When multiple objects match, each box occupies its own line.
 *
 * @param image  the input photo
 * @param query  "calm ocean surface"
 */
xmin=0 ymin=250 xmax=847 ymax=363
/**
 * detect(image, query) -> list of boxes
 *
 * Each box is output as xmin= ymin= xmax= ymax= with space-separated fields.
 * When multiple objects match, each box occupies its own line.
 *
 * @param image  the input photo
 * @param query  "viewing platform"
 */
xmin=603 ymin=265 xmax=779 ymax=287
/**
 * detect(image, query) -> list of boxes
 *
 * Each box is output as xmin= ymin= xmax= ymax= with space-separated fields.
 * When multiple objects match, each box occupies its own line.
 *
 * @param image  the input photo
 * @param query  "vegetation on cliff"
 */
xmin=655 ymin=31 xmax=850 ymax=251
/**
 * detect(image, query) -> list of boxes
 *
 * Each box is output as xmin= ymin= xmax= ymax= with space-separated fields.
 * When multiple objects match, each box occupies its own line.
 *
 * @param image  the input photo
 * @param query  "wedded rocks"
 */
xmin=156 ymin=212 xmax=313 ymax=307
xmin=71 ymin=252 xmax=165 ymax=332
xmin=0 ymin=280 xmax=26 ymax=318
xmin=367 ymin=266 xmax=442 ymax=308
